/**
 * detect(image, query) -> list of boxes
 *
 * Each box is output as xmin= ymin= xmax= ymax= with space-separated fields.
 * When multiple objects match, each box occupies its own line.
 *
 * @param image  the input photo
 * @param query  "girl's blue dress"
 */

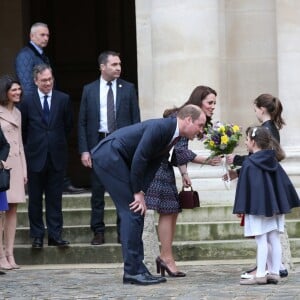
xmin=0 ymin=191 xmax=8 ymax=211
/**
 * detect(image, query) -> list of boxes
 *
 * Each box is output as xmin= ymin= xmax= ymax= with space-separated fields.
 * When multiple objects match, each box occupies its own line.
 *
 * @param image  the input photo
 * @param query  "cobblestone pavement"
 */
xmin=1 ymin=261 xmax=300 ymax=300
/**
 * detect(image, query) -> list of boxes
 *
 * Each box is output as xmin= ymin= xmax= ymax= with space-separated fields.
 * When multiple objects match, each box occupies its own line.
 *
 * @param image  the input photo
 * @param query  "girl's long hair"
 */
xmin=246 ymin=126 xmax=285 ymax=161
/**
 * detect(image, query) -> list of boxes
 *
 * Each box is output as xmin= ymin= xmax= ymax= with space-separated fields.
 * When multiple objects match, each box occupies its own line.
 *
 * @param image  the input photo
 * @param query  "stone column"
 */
xmin=276 ymin=0 xmax=300 ymax=148
xmin=275 ymin=0 xmax=300 ymax=271
xmin=219 ymin=0 xmax=278 ymax=129
xmin=136 ymin=0 xmax=221 ymax=120
xmin=136 ymin=0 xmax=221 ymax=267
xmin=142 ymin=210 xmax=160 ymax=272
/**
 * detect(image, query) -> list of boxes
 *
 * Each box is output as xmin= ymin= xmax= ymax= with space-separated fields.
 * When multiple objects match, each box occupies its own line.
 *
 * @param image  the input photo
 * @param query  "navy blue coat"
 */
xmin=0 ymin=127 xmax=9 ymax=161
xmin=78 ymin=78 xmax=140 ymax=153
xmin=91 ymin=117 xmax=177 ymax=194
xmin=233 ymin=149 xmax=300 ymax=217
xmin=20 ymin=90 xmax=73 ymax=172
xmin=233 ymin=120 xmax=280 ymax=166
xmin=15 ymin=43 xmax=50 ymax=95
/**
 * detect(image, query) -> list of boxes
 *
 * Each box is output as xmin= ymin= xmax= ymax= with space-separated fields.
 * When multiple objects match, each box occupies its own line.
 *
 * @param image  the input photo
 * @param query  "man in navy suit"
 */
xmin=20 ymin=64 xmax=73 ymax=248
xmin=15 ymin=22 xmax=84 ymax=195
xmin=91 ymin=104 xmax=206 ymax=285
xmin=78 ymin=51 xmax=140 ymax=245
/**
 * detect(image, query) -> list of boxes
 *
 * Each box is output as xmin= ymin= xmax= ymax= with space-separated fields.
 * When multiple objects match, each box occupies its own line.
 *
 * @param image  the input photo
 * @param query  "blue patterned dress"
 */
xmin=0 ymin=191 xmax=8 ymax=211
xmin=145 ymin=136 xmax=196 ymax=214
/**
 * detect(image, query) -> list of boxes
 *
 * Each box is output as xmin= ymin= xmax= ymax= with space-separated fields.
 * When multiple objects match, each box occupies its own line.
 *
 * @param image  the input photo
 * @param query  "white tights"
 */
xmin=255 ymin=230 xmax=281 ymax=277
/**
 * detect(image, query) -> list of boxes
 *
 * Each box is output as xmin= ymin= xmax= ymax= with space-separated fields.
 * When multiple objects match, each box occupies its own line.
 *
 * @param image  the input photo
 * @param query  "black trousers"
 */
xmin=28 ymin=155 xmax=64 ymax=239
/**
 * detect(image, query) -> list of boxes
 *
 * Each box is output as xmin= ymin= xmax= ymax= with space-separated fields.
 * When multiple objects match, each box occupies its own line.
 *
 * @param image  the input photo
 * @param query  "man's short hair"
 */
xmin=33 ymin=64 xmax=52 ymax=80
xmin=98 ymin=51 xmax=120 ymax=66
xmin=30 ymin=22 xmax=48 ymax=34
xmin=177 ymin=104 xmax=202 ymax=121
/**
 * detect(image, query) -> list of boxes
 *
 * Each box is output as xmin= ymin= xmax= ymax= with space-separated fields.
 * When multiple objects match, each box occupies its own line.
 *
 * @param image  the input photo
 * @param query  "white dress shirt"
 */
xmin=99 ymin=77 xmax=116 ymax=133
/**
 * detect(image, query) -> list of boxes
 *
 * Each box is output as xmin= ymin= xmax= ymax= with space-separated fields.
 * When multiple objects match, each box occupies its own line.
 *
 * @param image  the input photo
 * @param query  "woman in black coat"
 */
xmin=0 ymin=126 xmax=10 ymax=274
xmin=0 ymin=126 xmax=9 ymax=208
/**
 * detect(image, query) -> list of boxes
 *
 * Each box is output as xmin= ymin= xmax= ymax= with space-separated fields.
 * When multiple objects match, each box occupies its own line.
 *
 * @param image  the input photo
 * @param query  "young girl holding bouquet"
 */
xmin=226 ymin=94 xmax=288 ymax=278
xmin=228 ymin=126 xmax=300 ymax=285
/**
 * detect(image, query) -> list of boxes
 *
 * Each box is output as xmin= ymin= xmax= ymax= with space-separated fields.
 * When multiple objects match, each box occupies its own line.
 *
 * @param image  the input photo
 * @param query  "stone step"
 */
xmin=174 ymin=219 xmax=300 ymax=241
xmin=17 ymin=207 xmax=119 ymax=227
xmin=15 ymin=225 xmax=118 ymax=244
xmin=15 ymin=194 xmax=300 ymax=266
xmin=14 ymin=243 xmax=122 ymax=265
xmin=14 ymin=238 xmax=300 ymax=265
xmin=14 ymin=219 xmax=300 ymax=244
xmin=16 ymin=202 xmax=300 ymax=225
xmin=19 ymin=194 xmax=105 ymax=210
xmin=173 ymin=238 xmax=300 ymax=261
xmin=176 ymin=206 xmax=300 ymax=222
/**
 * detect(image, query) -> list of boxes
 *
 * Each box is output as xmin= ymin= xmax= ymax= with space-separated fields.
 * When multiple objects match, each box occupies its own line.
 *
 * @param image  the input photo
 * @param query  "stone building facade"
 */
xmin=0 ymin=0 xmax=299 ymax=198
xmin=135 ymin=0 xmax=300 ymax=201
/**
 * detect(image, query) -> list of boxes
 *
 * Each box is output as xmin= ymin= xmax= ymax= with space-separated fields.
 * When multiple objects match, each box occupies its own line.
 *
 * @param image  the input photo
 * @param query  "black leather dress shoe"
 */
xmin=279 ymin=269 xmax=288 ymax=278
xmin=63 ymin=184 xmax=86 ymax=194
xmin=123 ymin=273 xmax=167 ymax=285
xmin=32 ymin=237 xmax=43 ymax=249
xmin=48 ymin=237 xmax=70 ymax=247
xmin=145 ymin=269 xmax=166 ymax=279
xmin=91 ymin=233 xmax=105 ymax=245
xmin=0 ymin=270 xmax=6 ymax=275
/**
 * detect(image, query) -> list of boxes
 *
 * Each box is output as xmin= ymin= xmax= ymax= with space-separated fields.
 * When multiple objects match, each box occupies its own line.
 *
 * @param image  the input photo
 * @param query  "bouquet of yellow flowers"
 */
xmin=203 ymin=121 xmax=242 ymax=157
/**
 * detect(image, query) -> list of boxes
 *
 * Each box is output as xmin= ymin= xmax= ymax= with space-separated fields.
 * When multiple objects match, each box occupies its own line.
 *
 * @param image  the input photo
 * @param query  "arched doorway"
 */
xmin=26 ymin=0 xmax=138 ymax=187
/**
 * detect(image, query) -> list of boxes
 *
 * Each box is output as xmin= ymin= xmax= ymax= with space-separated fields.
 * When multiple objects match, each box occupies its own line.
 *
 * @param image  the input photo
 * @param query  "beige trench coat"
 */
xmin=0 ymin=106 xmax=27 ymax=203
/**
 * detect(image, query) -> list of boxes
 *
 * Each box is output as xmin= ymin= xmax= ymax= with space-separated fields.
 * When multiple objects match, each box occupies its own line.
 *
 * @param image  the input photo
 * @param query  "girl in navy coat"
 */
xmin=226 ymin=94 xmax=288 ymax=279
xmin=230 ymin=126 xmax=300 ymax=285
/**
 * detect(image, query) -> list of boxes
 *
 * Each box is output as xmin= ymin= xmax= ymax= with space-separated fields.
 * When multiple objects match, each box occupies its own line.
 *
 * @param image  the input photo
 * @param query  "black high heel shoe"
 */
xmin=155 ymin=256 xmax=186 ymax=277
xmin=156 ymin=257 xmax=161 ymax=274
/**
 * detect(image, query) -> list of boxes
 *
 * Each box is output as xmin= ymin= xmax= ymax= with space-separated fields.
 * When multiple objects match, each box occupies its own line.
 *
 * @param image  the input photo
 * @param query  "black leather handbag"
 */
xmin=178 ymin=186 xmax=200 ymax=209
xmin=0 ymin=167 xmax=10 ymax=192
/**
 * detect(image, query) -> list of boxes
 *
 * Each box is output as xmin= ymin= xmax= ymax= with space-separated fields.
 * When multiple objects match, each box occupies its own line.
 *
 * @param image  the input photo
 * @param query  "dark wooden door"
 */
xmin=26 ymin=0 xmax=137 ymax=186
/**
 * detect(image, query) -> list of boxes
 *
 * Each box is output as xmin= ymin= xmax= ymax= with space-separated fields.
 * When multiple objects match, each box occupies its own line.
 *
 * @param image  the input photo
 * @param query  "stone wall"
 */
xmin=135 ymin=0 xmax=300 ymax=193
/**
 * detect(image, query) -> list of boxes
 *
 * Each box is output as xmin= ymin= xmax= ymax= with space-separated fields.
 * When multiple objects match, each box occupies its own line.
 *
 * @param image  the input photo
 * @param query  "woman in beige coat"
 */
xmin=0 ymin=75 xmax=27 ymax=270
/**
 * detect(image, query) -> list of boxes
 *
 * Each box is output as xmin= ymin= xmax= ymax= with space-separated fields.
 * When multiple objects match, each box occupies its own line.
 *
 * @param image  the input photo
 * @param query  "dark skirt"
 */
xmin=0 ymin=191 xmax=8 ymax=211
xmin=145 ymin=161 xmax=181 ymax=214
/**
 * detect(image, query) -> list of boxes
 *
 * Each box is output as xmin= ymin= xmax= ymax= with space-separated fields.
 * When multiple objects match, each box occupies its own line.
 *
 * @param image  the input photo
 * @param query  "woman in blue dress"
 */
xmin=146 ymin=86 xmax=221 ymax=277
xmin=0 ymin=125 xmax=10 ymax=274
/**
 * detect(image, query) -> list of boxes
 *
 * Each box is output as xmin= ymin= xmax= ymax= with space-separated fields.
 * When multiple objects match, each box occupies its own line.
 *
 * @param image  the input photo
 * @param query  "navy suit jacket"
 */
xmin=91 ymin=117 xmax=177 ymax=194
xmin=20 ymin=90 xmax=73 ymax=172
xmin=78 ymin=78 xmax=140 ymax=153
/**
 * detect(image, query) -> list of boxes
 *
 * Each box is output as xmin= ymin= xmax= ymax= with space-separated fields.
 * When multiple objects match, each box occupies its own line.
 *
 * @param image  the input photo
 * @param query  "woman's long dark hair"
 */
xmin=163 ymin=85 xmax=217 ymax=127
